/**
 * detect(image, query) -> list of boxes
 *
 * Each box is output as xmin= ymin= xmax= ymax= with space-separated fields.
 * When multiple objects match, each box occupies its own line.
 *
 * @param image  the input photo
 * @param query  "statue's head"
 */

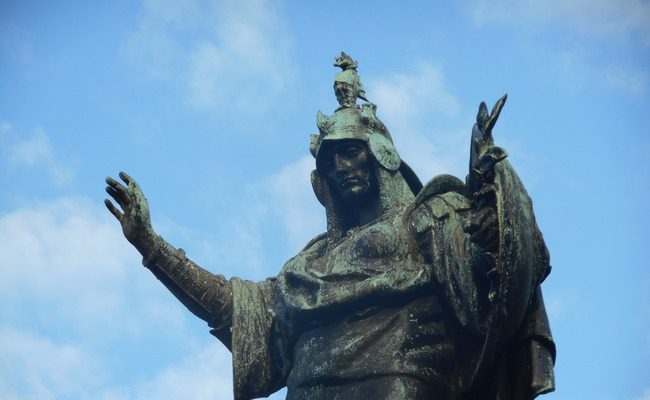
xmin=310 ymin=54 xmax=422 ymax=239
xmin=317 ymin=139 xmax=378 ymax=207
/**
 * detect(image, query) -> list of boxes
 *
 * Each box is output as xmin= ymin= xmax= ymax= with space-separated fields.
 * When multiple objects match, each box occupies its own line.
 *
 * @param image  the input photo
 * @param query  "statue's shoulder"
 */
xmin=409 ymin=175 xmax=472 ymax=233
xmin=414 ymin=174 xmax=470 ymax=208
xmin=299 ymin=232 xmax=329 ymax=252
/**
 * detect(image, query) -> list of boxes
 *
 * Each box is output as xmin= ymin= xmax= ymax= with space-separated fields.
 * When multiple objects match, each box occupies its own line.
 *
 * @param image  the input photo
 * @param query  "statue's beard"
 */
xmin=335 ymin=175 xmax=379 ymax=208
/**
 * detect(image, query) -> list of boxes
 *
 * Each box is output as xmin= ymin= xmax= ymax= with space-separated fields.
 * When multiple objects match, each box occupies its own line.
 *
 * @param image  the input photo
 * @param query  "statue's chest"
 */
xmin=312 ymin=216 xmax=421 ymax=278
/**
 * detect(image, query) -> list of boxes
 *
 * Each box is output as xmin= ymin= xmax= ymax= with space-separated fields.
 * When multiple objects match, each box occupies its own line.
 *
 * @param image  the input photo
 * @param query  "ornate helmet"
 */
xmin=310 ymin=53 xmax=423 ymax=239
xmin=311 ymin=103 xmax=401 ymax=172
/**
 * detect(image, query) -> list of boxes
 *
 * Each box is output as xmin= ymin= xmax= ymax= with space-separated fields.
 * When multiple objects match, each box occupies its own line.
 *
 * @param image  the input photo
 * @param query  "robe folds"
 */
xmin=224 ymin=160 xmax=555 ymax=400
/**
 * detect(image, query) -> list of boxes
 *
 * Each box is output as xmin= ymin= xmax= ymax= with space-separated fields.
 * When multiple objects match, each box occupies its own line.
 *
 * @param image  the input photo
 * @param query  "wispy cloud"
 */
xmin=371 ymin=63 xmax=460 ymax=126
xmin=634 ymin=388 xmax=650 ymax=400
xmin=603 ymin=67 xmax=648 ymax=96
xmin=460 ymin=0 xmax=650 ymax=97
xmin=0 ymin=22 xmax=35 ymax=67
xmin=462 ymin=0 xmax=650 ymax=43
xmin=262 ymin=156 xmax=324 ymax=253
xmin=0 ymin=198 xmax=136 ymax=337
xmin=123 ymin=0 xmax=295 ymax=112
xmin=0 ymin=327 xmax=108 ymax=400
xmin=0 ymin=329 xmax=235 ymax=400
xmin=126 ymin=343 xmax=233 ymax=400
xmin=189 ymin=156 xmax=323 ymax=280
xmin=0 ymin=197 xmax=239 ymax=399
xmin=368 ymin=63 xmax=470 ymax=181
xmin=2 ymin=124 xmax=74 ymax=186
xmin=0 ymin=198 xmax=122 ymax=399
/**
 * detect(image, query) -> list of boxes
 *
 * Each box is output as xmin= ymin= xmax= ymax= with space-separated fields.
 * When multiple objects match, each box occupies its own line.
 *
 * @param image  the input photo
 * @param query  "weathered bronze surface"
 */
xmin=106 ymin=52 xmax=555 ymax=400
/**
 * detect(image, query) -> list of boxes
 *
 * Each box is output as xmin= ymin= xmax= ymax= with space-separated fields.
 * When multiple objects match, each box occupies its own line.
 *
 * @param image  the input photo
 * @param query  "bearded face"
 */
xmin=320 ymin=140 xmax=378 ymax=205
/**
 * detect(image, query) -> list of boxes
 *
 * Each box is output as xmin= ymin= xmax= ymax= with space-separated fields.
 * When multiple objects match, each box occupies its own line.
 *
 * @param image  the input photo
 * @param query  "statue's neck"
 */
xmin=348 ymin=194 xmax=383 ymax=229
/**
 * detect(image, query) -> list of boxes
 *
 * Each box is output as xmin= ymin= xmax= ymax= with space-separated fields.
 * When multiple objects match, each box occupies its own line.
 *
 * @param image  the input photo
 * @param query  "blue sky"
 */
xmin=1 ymin=1 xmax=648 ymax=399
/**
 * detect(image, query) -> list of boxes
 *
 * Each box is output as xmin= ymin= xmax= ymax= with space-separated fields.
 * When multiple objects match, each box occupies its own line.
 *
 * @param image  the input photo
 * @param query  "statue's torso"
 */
xmin=280 ymin=207 xmax=458 ymax=398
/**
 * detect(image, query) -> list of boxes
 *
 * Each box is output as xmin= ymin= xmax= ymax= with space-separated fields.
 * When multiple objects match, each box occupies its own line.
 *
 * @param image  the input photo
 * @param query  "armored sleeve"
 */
xmin=143 ymin=236 xmax=234 ymax=347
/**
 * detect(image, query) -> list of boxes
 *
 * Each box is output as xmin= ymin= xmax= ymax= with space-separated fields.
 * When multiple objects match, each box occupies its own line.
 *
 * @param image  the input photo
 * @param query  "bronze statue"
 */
xmin=106 ymin=53 xmax=555 ymax=400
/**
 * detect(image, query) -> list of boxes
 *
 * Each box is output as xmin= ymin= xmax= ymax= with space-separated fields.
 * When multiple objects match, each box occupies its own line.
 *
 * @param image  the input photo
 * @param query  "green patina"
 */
xmin=105 ymin=52 xmax=555 ymax=400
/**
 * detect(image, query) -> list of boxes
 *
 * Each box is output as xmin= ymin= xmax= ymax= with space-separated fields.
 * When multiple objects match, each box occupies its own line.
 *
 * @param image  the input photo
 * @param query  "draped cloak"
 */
xmin=219 ymin=160 xmax=555 ymax=400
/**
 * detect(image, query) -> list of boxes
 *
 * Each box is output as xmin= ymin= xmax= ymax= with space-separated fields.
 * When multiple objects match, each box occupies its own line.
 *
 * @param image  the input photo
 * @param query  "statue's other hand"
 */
xmin=464 ymin=182 xmax=499 ymax=254
xmin=105 ymin=172 xmax=156 ymax=257
xmin=464 ymin=205 xmax=498 ymax=254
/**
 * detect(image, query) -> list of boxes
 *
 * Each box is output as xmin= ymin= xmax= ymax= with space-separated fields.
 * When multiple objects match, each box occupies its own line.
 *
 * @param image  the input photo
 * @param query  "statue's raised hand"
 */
xmin=465 ymin=96 xmax=508 ymax=260
xmin=105 ymin=172 xmax=157 ymax=257
xmin=467 ymin=94 xmax=508 ymax=194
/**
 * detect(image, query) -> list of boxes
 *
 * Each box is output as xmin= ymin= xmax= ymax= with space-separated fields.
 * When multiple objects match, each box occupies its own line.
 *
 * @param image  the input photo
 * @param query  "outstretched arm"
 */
xmin=105 ymin=172 xmax=233 ymax=346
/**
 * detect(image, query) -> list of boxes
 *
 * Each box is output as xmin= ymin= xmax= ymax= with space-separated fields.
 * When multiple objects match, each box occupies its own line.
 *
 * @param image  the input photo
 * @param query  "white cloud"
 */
xmin=463 ymin=0 xmax=650 ymax=43
xmin=0 ymin=327 xmax=107 ymax=400
xmin=0 ymin=197 xmax=242 ymax=399
xmin=9 ymin=128 xmax=53 ymax=165
xmin=371 ymin=63 xmax=460 ymax=126
xmin=0 ymin=23 xmax=35 ymax=67
xmin=460 ymin=0 xmax=650 ymax=97
xmin=3 ymin=125 xmax=75 ymax=186
xmin=0 ymin=199 xmax=109 ymax=291
xmin=634 ymin=388 xmax=650 ymax=400
xmin=369 ymin=63 xmax=469 ymax=181
xmin=604 ymin=67 xmax=648 ymax=96
xmin=191 ymin=156 xmax=323 ymax=280
xmin=124 ymin=0 xmax=295 ymax=112
xmin=1 ymin=121 xmax=11 ymax=136
xmin=263 ymin=156 xmax=324 ymax=253
xmin=0 ymin=327 xmax=237 ymax=400
xmin=126 ymin=343 xmax=233 ymax=400
xmin=122 ymin=0 xmax=201 ymax=80
xmin=0 ymin=198 xmax=131 ymax=330
xmin=0 ymin=196 xmax=198 ymax=343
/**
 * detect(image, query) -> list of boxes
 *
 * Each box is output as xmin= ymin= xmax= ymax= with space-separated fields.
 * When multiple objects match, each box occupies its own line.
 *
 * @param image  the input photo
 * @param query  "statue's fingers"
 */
xmin=478 ymin=234 xmax=499 ymax=252
xmin=476 ymin=184 xmax=497 ymax=204
xmin=105 ymin=186 xmax=128 ymax=209
xmin=476 ymin=101 xmax=489 ymax=128
xmin=482 ymin=228 xmax=499 ymax=251
xmin=485 ymin=94 xmax=507 ymax=135
xmin=119 ymin=171 xmax=137 ymax=188
xmin=477 ymin=183 xmax=497 ymax=197
xmin=474 ymin=213 xmax=499 ymax=248
xmin=464 ymin=212 xmax=484 ymax=234
xmin=106 ymin=176 xmax=127 ymax=194
xmin=106 ymin=177 xmax=131 ymax=204
xmin=105 ymin=176 xmax=119 ymax=188
xmin=104 ymin=199 xmax=123 ymax=221
xmin=479 ymin=207 xmax=497 ymax=231
xmin=465 ymin=206 xmax=496 ymax=236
